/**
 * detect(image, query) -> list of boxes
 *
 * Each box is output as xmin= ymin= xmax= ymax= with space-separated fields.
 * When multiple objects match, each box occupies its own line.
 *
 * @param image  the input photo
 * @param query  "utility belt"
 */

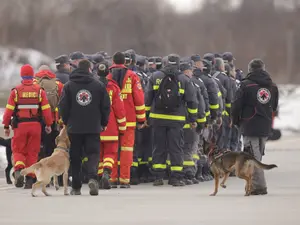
xmin=12 ymin=104 xmax=41 ymax=128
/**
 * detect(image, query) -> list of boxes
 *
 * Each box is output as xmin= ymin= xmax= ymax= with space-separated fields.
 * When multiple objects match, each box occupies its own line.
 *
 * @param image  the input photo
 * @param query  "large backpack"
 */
xmin=154 ymin=72 xmax=181 ymax=113
xmin=37 ymin=76 xmax=59 ymax=112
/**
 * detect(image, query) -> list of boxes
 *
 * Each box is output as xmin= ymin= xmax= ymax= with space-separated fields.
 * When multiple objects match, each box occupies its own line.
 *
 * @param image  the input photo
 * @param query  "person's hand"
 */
xmin=191 ymin=122 xmax=197 ymax=129
xmin=4 ymin=128 xmax=10 ymax=137
xmin=137 ymin=123 xmax=145 ymax=130
xmin=217 ymin=117 xmax=222 ymax=128
xmin=144 ymin=120 xmax=149 ymax=127
xmin=45 ymin=126 xmax=52 ymax=134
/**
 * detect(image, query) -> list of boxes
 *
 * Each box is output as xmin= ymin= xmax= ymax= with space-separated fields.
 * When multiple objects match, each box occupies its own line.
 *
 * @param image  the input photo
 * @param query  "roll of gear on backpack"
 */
xmin=154 ymin=70 xmax=181 ymax=113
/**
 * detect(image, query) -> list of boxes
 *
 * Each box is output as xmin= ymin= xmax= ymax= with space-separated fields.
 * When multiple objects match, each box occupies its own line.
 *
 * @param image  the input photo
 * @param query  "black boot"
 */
xmin=70 ymin=189 xmax=81 ymax=195
xmin=153 ymin=179 xmax=164 ymax=186
xmin=5 ymin=167 xmax=12 ymax=184
xmin=110 ymin=181 xmax=118 ymax=188
xmin=169 ymin=177 xmax=185 ymax=187
xmin=24 ymin=176 xmax=34 ymax=189
xmin=88 ymin=179 xmax=99 ymax=196
xmin=14 ymin=170 xmax=24 ymax=188
xmin=120 ymin=183 xmax=131 ymax=188
xmin=183 ymin=178 xmax=193 ymax=185
xmin=196 ymin=165 xmax=205 ymax=182
xmin=100 ymin=169 xmax=111 ymax=190
xmin=130 ymin=167 xmax=140 ymax=185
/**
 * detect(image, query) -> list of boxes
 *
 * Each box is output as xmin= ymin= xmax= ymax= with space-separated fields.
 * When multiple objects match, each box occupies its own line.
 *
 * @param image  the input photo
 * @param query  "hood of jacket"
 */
xmin=245 ymin=70 xmax=273 ymax=86
xmin=35 ymin=70 xmax=56 ymax=79
xmin=161 ymin=65 xmax=179 ymax=76
xmin=69 ymin=68 xmax=95 ymax=84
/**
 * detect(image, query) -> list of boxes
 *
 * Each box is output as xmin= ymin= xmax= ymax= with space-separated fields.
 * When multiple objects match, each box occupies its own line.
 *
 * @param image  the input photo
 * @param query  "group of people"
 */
xmin=1 ymin=49 xmax=278 ymax=196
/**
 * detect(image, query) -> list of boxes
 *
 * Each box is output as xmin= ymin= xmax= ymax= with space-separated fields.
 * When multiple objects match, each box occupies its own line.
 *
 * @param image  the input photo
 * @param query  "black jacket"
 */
xmin=58 ymin=68 xmax=110 ymax=134
xmin=145 ymin=65 xmax=198 ymax=127
xmin=55 ymin=69 xmax=70 ymax=84
xmin=193 ymin=69 xmax=219 ymax=120
xmin=232 ymin=70 xmax=279 ymax=137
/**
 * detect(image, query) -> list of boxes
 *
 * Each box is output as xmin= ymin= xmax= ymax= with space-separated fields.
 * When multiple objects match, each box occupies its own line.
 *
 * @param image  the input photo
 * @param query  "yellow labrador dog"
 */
xmin=21 ymin=126 xmax=70 ymax=197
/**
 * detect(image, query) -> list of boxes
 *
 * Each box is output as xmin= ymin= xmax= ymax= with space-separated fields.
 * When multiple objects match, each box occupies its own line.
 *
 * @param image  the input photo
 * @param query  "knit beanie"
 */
xmin=20 ymin=64 xmax=34 ymax=80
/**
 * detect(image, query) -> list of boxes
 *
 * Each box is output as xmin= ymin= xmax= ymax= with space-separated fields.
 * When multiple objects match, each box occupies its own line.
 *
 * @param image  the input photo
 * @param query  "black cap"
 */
xmin=69 ymin=51 xmax=85 ymax=60
xmin=191 ymin=54 xmax=202 ymax=62
xmin=136 ymin=55 xmax=147 ymax=66
xmin=148 ymin=57 xmax=156 ymax=65
xmin=222 ymin=52 xmax=235 ymax=62
xmin=155 ymin=57 xmax=162 ymax=65
xmin=55 ymin=55 xmax=70 ymax=65
xmin=167 ymin=54 xmax=180 ymax=65
xmin=203 ymin=53 xmax=215 ymax=63
xmin=180 ymin=63 xmax=192 ymax=72
xmin=92 ymin=54 xmax=104 ymax=64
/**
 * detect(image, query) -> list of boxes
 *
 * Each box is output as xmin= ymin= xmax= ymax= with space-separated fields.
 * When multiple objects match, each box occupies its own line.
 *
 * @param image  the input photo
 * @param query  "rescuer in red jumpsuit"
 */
xmin=96 ymin=61 xmax=127 ymax=189
xmin=2 ymin=64 xmax=53 ymax=189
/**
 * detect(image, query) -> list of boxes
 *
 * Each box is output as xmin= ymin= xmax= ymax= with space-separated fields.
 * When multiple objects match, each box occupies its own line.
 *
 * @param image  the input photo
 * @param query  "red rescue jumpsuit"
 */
xmin=107 ymin=64 xmax=146 ymax=184
xmin=98 ymin=79 xmax=127 ymax=176
xmin=2 ymin=80 xmax=53 ymax=177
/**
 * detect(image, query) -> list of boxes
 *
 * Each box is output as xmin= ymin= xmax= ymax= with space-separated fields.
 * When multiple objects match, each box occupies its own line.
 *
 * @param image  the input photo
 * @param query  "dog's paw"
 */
xmin=31 ymin=193 xmax=37 ymax=197
xmin=55 ymin=186 xmax=60 ymax=191
xmin=209 ymin=193 xmax=217 ymax=196
xmin=220 ymin=184 xmax=226 ymax=188
xmin=244 ymin=193 xmax=250 ymax=197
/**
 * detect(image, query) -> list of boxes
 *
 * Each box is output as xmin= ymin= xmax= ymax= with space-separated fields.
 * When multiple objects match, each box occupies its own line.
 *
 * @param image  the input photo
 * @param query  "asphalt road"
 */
xmin=0 ymin=135 xmax=299 ymax=225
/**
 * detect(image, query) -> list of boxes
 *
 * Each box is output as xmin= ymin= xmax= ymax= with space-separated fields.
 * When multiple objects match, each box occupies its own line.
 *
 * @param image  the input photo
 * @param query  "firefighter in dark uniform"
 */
xmin=145 ymin=54 xmax=198 ymax=187
xmin=180 ymin=62 xmax=206 ymax=185
xmin=212 ymin=58 xmax=233 ymax=151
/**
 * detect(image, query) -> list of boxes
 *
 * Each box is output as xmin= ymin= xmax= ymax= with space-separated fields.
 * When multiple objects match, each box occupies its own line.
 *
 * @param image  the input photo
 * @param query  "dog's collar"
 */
xmin=55 ymin=146 xmax=70 ymax=153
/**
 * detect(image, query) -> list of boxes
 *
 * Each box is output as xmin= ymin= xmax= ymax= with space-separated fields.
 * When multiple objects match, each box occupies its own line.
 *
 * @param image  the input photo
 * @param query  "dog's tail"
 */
xmin=252 ymin=158 xmax=277 ymax=170
xmin=20 ymin=162 xmax=42 ymax=176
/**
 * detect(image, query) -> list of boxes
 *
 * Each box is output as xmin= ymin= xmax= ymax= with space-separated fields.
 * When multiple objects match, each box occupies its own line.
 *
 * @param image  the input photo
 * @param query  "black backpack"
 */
xmin=154 ymin=72 xmax=181 ymax=113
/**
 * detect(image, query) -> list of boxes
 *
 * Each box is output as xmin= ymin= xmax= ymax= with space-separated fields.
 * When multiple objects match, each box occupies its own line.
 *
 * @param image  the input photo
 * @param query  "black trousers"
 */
xmin=41 ymin=123 xmax=59 ymax=157
xmin=68 ymin=133 xmax=100 ymax=189
xmin=0 ymin=138 xmax=13 ymax=182
xmin=152 ymin=126 xmax=184 ymax=179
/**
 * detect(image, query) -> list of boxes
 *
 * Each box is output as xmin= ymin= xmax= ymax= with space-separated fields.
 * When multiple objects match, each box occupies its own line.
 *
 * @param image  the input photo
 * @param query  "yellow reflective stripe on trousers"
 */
xmin=121 ymin=147 xmax=134 ymax=151
xmin=153 ymin=164 xmax=167 ymax=169
xmin=193 ymin=154 xmax=200 ymax=160
xmin=104 ymin=158 xmax=114 ymax=164
xmin=100 ymin=136 xmax=118 ymax=141
xmin=218 ymin=91 xmax=222 ymax=97
xmin=98 ymin=162 xmax=104 ymax=167
xmin=197 ymin=117 xmax=206 ymax=123
xmin=183 ymin=161 xmax=195 ymax=166
xmin=145 ymin=106 xmax=151 ymax=111
xmin=103 ymin=162 xmax=113 ymax=167
xmin=183 ymin=124 xmax=191 ymax=129
xmin=119 ymin=178 xmax=130 ymax=184
xmin=149 ymin=113 xmax=185 ymax=121
xmin=139 ymin=161 xmax=147 ymax=165
xmin=41 ymin=104 xmax=50 ymax=110
xmin=148 ymin=157 xmax=152 ymax=162
xmin=127 ymin=122 xmax=136 ymax=127
xmin=132 ymin=162 xmax=139 ymax=167
xmin=225 ymin=103 xmax=231 ymax=108
xmin=98 ymin=169 xmax=103 ymax=174
xmin=135 ymin=105 xmax=145 ymax=110
xmin=205 ymin=111 xmax=211 ymax=117
xmin=170 ymin=166 xmax=183 ymax=171
xmin=6 ymin=104 xmax=15 ymax=110
xmin=209 ymin=104 xmax=219 ymax=109
xmin=188 ymin=108 xmax=198 ymax=114
xmin=117 ymin=117 xmax=126 ymax=123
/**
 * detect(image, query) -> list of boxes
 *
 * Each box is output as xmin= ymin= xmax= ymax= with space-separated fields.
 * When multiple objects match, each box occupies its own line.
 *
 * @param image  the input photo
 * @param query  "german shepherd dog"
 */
xmin=209 ymin=151 xmax=277 ymax=196
xmin=21 ymin=126 xmax=70 ymax=197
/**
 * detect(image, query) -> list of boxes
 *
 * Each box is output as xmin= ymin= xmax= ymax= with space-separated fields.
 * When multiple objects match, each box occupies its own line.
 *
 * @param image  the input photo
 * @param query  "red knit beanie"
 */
xmin=20 ymin=64 xmax=34 ymax=79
